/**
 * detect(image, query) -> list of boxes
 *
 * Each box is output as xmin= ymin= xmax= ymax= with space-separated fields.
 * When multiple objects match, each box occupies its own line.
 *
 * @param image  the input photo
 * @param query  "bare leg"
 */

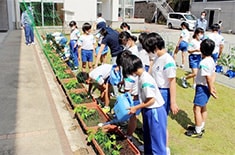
xmin=82 ymin=62 xmax=86 ymax=72
xmin=127 ymin=115 xmax=137 ymax=137
xmin=193 ymin=105 xmax=202 ymax=127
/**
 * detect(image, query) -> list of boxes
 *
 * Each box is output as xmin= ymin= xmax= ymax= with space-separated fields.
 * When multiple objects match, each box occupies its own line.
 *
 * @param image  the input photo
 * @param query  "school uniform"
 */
xmin=137 ymin=45 xmax=150 ymax=72
xmin=138 ymin=71 xmax=167 ymax=155
xmin=69 ymin=29 xmax=80 ymax=68
xmin=188 ymin=39 xmax=202 ymax=68
xmin=78 ymin=34 xmax=96 ymax=62
xmin=194 ymin=57 xmax=215 ymax=106
xmin=207 ymin=33 xmax=224 ymax=62
xmin=179 ymin=29 xmax=190 ymax=52
xmin=151 ymin=53 xmax=176 ymax=115
xmin=89 ymin=64 xmax=112 ymax=85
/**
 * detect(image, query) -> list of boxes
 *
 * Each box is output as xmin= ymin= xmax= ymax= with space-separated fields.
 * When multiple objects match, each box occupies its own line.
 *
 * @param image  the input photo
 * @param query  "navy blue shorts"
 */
xmin=189 ymin=54 xmax=201 ymax=69
xmin=179 ymin=41 xmax=188 ymax=52
xmin=81 ymin=49 xmax=93 ymax=62
xmin=193 ymin=85 xmax=210 ymax=106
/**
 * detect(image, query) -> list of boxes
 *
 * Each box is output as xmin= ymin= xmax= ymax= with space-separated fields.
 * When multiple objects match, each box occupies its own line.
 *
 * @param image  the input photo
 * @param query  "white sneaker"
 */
xmin=180 ymin=64 xmax=184 ymax=69
xmin=138 ymin=145 xmax=144 ymax=152
xmin=31 ymin=42 xmax=35 ymax=45
xmin=181 ymin=77 xmax=188 ymax=88
xmin=192 ymin=83 xmax=196 ymax=89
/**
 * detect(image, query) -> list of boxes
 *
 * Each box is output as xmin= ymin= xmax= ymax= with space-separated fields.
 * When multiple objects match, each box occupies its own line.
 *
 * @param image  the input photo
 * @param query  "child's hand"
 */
xmin=210 ymin=87 xmax=217 ymax=99
xmin=170 ymin=103 xmax=179 ymax=115
xmin=128 ymin=107 xmax=137 ymax=115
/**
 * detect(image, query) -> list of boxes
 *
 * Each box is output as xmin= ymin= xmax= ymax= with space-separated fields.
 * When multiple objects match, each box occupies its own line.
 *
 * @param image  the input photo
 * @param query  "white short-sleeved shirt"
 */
xmin=70 ymin=29 xmax=80 ymax=40
xmin=188 ymin=39 xmax=201 ymax=55
xmin=195 ymin=57 xmax=215 ymax=86
xmin=138 ymin=47 xmax=150 ymax=66
xmin=207 ymin=33 xmax=224 ymax=54
xmin=181 ymin=29 xmax=190 ymax=42
xmin=128 ymin=45 xmax=139 ymax=56
xmin=138 ymin=71 xmax=165 ymax=108
xmin=96 ymin=17 xmax=106 ymax=24
xmin=89 ymin=64 xmax=112 ymax=85
xmin=78 ymin=34 xmax=96 ymax=50
xmin=64 ymin=45 xmax=70 ymax=57
xmin=151 ymin=53 xmax=176 ymax=88
xmin=124 ymin=75 xmax=138 ymax=96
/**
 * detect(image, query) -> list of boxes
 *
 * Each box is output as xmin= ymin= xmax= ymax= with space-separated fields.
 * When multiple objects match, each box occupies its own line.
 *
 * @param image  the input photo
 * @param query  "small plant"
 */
xmin=87 ymin=128 xmax=122 ymax=155
xmin=65 ymin=79 xmax=79 ymax=89
xmin=57 ymin=71 xmax=71 ymax=79
xmin=69 ymin=92 xmax=93 ymax=104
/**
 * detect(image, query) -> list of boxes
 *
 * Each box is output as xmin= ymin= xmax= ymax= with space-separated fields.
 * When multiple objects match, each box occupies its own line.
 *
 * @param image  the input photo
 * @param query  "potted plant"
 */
xmin=87 ymin=128 xmax=140 ymax=155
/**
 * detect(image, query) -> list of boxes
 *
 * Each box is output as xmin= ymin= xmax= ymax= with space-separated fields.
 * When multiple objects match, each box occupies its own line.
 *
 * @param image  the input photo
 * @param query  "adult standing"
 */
xmin=195 ymin=11 xmax=208 ymax=32
xmin=94 ymin=27 xmax=123 ymax=97
xmin=21 ymin=6 xmax=35 ymax=46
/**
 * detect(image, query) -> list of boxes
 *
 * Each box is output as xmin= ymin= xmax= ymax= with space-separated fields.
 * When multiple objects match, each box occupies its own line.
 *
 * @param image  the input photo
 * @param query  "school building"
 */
xmin=0 ymin=0 xmax=138 ymax=31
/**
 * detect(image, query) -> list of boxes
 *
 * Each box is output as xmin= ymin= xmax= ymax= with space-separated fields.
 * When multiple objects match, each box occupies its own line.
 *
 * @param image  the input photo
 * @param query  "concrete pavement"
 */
xmin=0 ymin=30 xmax=95 ymax=155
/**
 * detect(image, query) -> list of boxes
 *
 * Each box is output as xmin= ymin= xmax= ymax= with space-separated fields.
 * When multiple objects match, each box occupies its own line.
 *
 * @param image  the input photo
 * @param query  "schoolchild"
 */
xmin=118 ymin=31 xmax=138 ymax=55
xmin=137 ymin=32 xmax=151 ymax=72
xmin=207 ymin=23 xmax=224 ymax=62
xmin=173 ymin=22 xmax=190 ymax=69
xmin=78 ymin=22 xmax=96 ymax=72
xmin=120 ymin=22 xmax=132 ymax=35
xmin=116 ymin=50 xmax=140 ymax=141
xmin=123 ymin=54 xmax=167 ymax=155
xmin=86 ymin=64 xmax=113 ymax=113
xmin=185 ymin=39 xmax=217 ymax=138
xmin=69 ymin=21 xmax=80 ymax=70
xmin=143 ymin=32 xmax=179 ymax=155
xmin=181 ymin=27 xmax=204 ymax=88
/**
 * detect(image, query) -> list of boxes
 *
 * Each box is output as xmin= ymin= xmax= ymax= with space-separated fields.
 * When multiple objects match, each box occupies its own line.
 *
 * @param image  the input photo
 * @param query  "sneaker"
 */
xmin=180 ymin=64 xmax=184 ymax=69
xmin=138 ymin=145 xmax=144 ymax=152
xmin=185 ymin=129 xmax=203 ymax=138
xmin=181 ymin=77 xmax=188 ymax=88
xmin=26 ymin=43 xmax=31 ymax=46
xmin=102 ymin=106 xmax=110 ymax=113
xmin=31 ymin=42 xmax=35 ymax=45
xmin=187 ymin=125 xmax=205 ymax=133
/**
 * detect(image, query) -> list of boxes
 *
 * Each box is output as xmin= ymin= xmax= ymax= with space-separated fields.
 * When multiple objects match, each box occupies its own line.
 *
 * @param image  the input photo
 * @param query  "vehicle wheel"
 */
xmin=168 ymin=23 xmax=172 ymax=29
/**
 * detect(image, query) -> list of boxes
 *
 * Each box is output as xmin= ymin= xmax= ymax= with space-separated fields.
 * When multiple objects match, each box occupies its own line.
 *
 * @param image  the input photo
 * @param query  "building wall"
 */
xmin=64 ymin=0 xmax=97 ymax=27
xmin=191 ymin=1 xmax=235 ymax=33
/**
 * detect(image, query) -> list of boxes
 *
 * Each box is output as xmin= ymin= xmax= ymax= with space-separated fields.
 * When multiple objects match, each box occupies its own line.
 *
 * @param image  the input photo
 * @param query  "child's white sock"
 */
xmin=195 ymin=126 xmax=202 ymax=133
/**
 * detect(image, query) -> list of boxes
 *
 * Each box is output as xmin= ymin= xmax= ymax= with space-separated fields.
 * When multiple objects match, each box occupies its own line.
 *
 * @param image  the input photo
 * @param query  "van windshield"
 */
xmin=184 ymin=14 xmax=196 ymax=20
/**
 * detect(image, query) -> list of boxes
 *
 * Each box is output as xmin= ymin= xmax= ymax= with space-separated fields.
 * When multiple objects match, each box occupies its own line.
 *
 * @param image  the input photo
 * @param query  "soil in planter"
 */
xmin=83 ymin=111 xmax=103 ymax=127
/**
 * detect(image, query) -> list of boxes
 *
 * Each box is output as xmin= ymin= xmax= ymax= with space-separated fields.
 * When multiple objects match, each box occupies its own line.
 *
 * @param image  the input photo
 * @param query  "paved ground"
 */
xmin=0 ymin=23 xmax=234 ymax=155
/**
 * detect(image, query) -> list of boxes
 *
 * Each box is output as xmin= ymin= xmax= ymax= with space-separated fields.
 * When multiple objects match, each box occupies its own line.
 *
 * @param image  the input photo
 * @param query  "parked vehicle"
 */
xmin=167 ymin=12 xmax=197 ymax=31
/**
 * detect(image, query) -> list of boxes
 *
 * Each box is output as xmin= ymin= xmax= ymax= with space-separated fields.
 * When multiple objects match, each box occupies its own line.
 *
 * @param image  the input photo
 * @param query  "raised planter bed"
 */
xmin=74 ymin=105 xmax=112 ymax=132
xmin=87 ymin=128 xmax=140 ymax=155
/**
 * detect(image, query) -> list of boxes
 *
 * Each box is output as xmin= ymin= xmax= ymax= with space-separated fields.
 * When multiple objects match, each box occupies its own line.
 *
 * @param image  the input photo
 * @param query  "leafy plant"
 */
xmin=74 ymin=106 xmax=97 ymax=120
xmin=217 ymin=47 xmax=235 ymax=71
xmin=65 ymin=79 xmax=79 ymax=89
xmin=57 ymin=71 xmax=71 ymax=79
xmin=87 ymin=128 xmax=122 ymax=155
xmin=69 ymin=92 xmax=93 ymax=104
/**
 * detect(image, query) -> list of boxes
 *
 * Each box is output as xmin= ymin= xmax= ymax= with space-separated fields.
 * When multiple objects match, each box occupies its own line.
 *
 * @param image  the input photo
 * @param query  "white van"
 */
xmin=167 ymin=12 xmax=197 ymax=31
